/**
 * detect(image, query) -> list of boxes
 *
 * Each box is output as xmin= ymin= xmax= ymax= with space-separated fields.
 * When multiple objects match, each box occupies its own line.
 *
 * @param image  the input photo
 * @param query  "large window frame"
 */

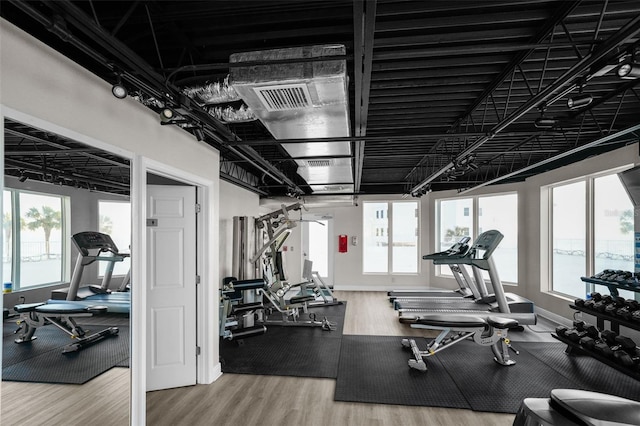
xmin=436 ymin=192 xmax=518 ymax=285
xmin=3 ymin=188 xmax=70 ymax=291
xmin=547 ymin=168 xmax=635 ymax=299
xmin=362 ymin=200 xmax=420 ymax=274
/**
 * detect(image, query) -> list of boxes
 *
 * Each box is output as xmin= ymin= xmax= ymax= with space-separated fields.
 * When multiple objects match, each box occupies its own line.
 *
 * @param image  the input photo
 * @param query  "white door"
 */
xmin=303 ymin=216 xmax=333 ymax=285
xmin=146 ymin=184 xmax=197 ymax=391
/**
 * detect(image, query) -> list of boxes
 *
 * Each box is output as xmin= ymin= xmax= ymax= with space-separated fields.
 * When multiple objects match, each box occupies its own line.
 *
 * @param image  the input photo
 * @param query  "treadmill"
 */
xmin=50 ymin=231 xmax=130 ymax=313
xmin=397 ymin=230 xmax=537 ymax=325
xmin=388 ymin=236 xmax=480 ymax=301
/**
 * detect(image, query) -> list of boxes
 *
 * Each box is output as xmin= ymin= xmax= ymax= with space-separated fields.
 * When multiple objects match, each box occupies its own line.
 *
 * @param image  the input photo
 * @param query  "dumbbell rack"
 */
xmin=552 ymin=276 xmax=640 ymax=380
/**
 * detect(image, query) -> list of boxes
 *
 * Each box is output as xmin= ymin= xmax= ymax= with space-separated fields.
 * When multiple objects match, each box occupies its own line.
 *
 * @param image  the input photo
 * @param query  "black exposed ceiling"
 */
xmin=2 ymin=1 xmax=640 ymax=198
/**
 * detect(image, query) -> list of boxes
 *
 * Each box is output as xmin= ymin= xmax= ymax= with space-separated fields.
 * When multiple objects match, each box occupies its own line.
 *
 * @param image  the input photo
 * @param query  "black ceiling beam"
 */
xmin=353 ymin=0 xmax=376 ymax=194
xmin=410 ymin=10 xmax=640 ymax=195
xmin=5 ymin=127 xmax=129 ymax=168
xmin=449 ymin=2 xmax=582 ymax=132
xmin=15 ymin=0 xmax=303 ymax=195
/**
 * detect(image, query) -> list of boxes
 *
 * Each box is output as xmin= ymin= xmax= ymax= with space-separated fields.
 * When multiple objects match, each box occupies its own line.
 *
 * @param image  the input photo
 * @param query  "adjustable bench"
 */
xmin=14 ymin=302 xmax=118 ymax=353
xmin=400 ymin=314 xmax=519 ymax=371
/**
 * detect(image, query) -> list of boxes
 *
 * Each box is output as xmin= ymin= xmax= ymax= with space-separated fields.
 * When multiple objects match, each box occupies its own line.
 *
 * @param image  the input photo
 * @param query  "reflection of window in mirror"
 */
xmin=98 ymin=200 xmax=131 ymax=277
xmin=3 ymin=188 xmax=68 ymax=289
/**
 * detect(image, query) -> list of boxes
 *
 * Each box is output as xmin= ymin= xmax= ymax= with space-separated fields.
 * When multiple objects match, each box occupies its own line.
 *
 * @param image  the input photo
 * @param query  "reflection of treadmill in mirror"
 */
xmin=50 ymin=231 xmax=130 ymax=313
xmin=397 ymin=230 xmax=537 ymax=325
xmin=388 ymin=236 xmax=480 ymax=301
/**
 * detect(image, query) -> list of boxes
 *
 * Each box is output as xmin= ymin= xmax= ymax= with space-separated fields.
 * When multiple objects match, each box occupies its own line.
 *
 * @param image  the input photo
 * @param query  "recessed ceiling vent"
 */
xmin=305 ymin=159 xmax=332 ymax=167
xmin=254 ymin=84 xmax=312 ymax=111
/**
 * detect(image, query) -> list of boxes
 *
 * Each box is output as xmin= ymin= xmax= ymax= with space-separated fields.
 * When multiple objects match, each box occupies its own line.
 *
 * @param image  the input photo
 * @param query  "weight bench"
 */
xmin=400 ymin=314 xmax=519 ymax=372
xmin=13 ymin=302 xmax=119 ymax=353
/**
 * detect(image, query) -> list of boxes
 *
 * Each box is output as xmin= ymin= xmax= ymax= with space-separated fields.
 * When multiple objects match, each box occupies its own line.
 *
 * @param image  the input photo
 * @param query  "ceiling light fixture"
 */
xmin=567 ymin=93 xmax=593 ymax=110
xmin=617 ymin=60 xmax=640 ymax=79
xmin=111 ymin=75 xmax=128 ymax=99
xmin=534 ymin=117 xmax=559 ymax=129
xmin=160 ymin=108 xmax=175 ymax=122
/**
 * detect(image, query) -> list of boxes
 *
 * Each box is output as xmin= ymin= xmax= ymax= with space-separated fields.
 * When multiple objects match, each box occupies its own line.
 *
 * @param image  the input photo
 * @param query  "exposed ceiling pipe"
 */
xmin=10 ymin=0 xmax=302 ymax=194
xmin=409 ymin=13 xmax=640 ymax=195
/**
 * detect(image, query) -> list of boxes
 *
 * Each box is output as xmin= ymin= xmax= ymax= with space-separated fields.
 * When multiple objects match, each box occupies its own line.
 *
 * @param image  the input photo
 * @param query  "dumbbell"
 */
xmin=593 ymin=269 xmax=614 ymax=280
xmin=613 ymin=271 xmax=633 ymax=283
xmin=632 ymin=309 xmax=640 ymax=323
xmin=583 ymin=292 xmax=601 ymax=310
xmin=616 ymin=300 xmax=640 ymax=321
xmin=574 ymin=297 xmax=586 ymax=307
xmin=564 ymin=321 xmax=599 ymax=343
xmin=611 ymin=336 xmax=639 ymax=368
xmin=593 ymin=330 xmax=618 ymax=358
xmin=593 ymin=295 xmax=614 ymax=312
xmin=613 ymin=346 xmax=640 ymax=370
xmin=604 ymin=297 xmax=626 ymax=316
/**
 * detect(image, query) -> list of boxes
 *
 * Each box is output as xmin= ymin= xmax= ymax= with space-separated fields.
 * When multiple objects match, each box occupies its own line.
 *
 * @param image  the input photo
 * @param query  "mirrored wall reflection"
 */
xmin=2 ymin=118 xmax=131 ymax=425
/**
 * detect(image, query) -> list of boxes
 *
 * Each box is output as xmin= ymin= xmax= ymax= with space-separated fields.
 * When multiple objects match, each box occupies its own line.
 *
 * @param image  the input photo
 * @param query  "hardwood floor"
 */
xmin=2 ymin=291 xmax=522 ymax=425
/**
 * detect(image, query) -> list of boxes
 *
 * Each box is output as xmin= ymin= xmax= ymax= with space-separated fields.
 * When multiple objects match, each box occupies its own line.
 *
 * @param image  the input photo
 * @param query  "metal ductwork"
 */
xmin=230 ymin=45 xmax=353 ymax=194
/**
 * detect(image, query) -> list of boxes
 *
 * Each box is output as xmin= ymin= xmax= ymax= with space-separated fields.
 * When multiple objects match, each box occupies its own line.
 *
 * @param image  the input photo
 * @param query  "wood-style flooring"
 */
xmin=2 ymin=291 xmax=553 ymax=425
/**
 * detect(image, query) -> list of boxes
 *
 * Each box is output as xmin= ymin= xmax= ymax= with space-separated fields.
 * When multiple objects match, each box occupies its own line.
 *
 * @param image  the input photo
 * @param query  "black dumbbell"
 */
xmin=613 ymin=271 xmax=633 ymax=283
xmin=611 ymin=336 xmax=638 ymax=367
xmin=593 ymin=295 xmax=613 ymax=312
xmin=564 ymin=321 xmax=599 ymax=343
xmin=593 ymin=330 xmax=618 ymax=358
xmin=583 ymin=292 xmax=601 ymax=310
xmin=604 ymin=297 xmax=626 ymax=316
xmin=632 ymin=309 xmax=640 ymax=323
xmin=613 ymin=346 xmax=640 ymax=370
xmin=555 ymin=326 xmax=568 ymax=338
xmin=574 ymin=297 xmax=586 ymax=307
xmin=616 ymin=300 xmax=640 ymax=321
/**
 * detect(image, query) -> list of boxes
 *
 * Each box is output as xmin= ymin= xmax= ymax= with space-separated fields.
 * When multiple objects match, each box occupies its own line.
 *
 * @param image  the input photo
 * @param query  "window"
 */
xmin=436 ymin=193 xmax=518 ymax=283
xmin=550 ymin=172 xmax=634 ymax=299
xmin=3 ymin=189 xmax=68 ymax=290
xmin=363 ymin=201 xmax=419 ymax=273
xmin=98 ymin=200 xmax=131 ymax=276
xmin=478 ymin=194 xmax=518 ymax=283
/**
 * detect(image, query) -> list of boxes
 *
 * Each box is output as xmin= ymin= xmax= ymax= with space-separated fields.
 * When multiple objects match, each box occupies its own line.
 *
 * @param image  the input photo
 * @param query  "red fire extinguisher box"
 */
xmin=338 ymin=234 xmax=348 ymax=253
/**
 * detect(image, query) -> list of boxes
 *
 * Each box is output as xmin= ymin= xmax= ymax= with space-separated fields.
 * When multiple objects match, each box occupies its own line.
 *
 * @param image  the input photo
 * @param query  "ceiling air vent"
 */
xmin=254 ymin=84 xmax=312 ymax=112
xmin=306 ymin=159 xmax=332 ymax=167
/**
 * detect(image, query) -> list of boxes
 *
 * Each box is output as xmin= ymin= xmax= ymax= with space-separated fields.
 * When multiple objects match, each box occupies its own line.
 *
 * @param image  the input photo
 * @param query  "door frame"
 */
xmin=131 ymin=156 xmax=218 ymax=420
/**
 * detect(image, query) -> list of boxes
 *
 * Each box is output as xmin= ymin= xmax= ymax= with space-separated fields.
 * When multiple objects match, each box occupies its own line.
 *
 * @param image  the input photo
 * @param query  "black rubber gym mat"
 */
xmin=220 ymin=302 xmax=346 ymax=378
xmin=2 ymin=325 xmax=129 ymax=384
xmin=436 ymin=339 xmax=578 ymax=413
xmin=334 ymin=335 xmax=471 ymax=409
xmin=519 ymin=342 xmax=640 ymax=402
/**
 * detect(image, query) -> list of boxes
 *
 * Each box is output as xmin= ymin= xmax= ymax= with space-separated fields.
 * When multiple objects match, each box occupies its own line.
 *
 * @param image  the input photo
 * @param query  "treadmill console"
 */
xmin=72 ymin=231 xmax=119 ymax=255
xmin=471 ymin=230 xmax=503 ymax=259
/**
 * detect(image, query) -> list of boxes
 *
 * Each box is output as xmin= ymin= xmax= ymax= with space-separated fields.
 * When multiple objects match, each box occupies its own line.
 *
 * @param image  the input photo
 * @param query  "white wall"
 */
xmin=305 ymin=194 xmax=432 ymax=290
xmin=1 ymin=19 xmax=221 ymax=425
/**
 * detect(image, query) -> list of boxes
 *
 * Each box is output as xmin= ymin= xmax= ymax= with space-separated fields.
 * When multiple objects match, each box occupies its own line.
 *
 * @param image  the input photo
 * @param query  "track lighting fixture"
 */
xmin=534 ymin=102 xmax=558 ymax=129
xmin=193 ymin=128 xmax=205 ymax=142
xmin=617 ymin=59 xmax=640 ymax=79
xmin=160 ymin=108 xmax=175 ymax=122
xmin=567 ymin=93 xmax=593 ymax=110
xmin=112 ymin=83 xmax=128 ymax=99
xmin=18 ymin=170 xmax=28 ymax=182
xmin=111 ymin=74 xmax=128 ymax=99
xmin=534 ymin=117 xmax=559 ymax=129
